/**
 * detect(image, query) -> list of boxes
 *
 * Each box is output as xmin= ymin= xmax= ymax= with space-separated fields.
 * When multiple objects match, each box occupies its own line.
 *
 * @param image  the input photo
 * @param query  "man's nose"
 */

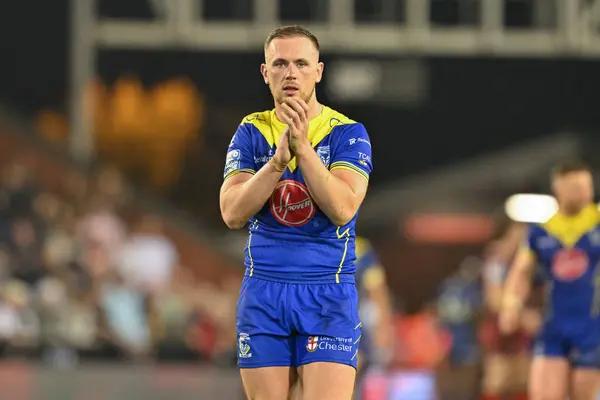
xmin=285 ymin=64 xmax=298 ymax=78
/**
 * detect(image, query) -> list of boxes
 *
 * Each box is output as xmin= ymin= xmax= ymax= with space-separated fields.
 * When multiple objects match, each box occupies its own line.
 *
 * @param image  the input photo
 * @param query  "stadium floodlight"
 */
xmin=505 ymin=194 xmax=558 ymax=223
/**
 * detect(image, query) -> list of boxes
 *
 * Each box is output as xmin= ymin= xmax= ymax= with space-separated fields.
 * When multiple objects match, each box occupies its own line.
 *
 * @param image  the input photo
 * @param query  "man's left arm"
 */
xmin=296 ymin=124 xmax=372 ymax=226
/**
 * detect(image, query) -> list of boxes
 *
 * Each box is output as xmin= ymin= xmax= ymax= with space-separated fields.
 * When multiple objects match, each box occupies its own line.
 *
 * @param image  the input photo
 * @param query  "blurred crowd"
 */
xmin=0 ymin=158 xmax=239 ymax=367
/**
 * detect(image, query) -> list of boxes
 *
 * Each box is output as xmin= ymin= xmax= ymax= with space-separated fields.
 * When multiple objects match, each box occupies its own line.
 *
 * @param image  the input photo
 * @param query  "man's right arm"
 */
xmin=219 ymin=124 xmax=286 ymax=229
xmin=499 ymin=233 xmax=537 ymax=334
xmin=503 ymin=249 xmax=536 ymax=311
xmin=220 ymin=160 xmax=285 ymax=229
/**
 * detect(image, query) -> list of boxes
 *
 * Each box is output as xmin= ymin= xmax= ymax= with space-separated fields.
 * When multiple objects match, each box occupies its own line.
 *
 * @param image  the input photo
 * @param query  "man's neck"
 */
xmin=558 ymin=203 xmax=593 ymax=217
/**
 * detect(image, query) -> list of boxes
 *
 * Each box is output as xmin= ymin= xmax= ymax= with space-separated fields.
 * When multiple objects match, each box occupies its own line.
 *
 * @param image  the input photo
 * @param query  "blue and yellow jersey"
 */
xmin=355 ymin=237 xmax=385 ymax=292
xmin=523 ymin=204 xmax=600 ymax=321
xmin=354 ymin=237 xmax=386 ymax=358
xmin=223 ymin=106 xmax=373 ymax=283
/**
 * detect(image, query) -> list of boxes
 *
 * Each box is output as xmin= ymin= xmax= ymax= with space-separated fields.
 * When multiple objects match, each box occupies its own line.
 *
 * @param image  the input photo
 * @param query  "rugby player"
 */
xmin=353 ymin=237 xmax=394 ymax=396
xmin=500 ymin=161 xmax=600 ymax=400
xmin=219 ymin=25 xmax=373 ymax=400
xmin=436 ymin=257 xmax=483 ymax=400
xmin=481 ymin=230 xmax=541 ymax=400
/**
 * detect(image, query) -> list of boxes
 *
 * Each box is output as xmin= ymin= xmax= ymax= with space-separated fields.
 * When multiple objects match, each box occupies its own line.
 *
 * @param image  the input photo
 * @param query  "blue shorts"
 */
xmin=533 ymin=319 xmax=600 ymax=369
xmin=236 ymin=277 xmax=361 ymax=369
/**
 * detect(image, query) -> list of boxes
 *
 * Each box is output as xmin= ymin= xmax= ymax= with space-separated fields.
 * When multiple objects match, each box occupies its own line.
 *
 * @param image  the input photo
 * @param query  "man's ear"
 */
xmin=315 ymin=61 xmax=324 ymax=83
xmin=261 ymin=63 xmax=268 ymax=84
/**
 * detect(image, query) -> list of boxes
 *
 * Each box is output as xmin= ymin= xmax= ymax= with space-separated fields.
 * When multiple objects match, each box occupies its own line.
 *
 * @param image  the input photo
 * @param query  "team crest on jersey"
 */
xmin=307 ymin=336 xmax=319 ymax=352
xmin=552 ymin=248 xmax=589 ymax=281
xmin=537 ymin=236 xmax=558 ymax=249
xmin=270 ymin=180 xmax=316 ymax=227
xmin=316 ymin=146 xmax=330 ymax=167
xmin=238 ymin=333 xmax=252 ymax=358
xmin=224 ymin=149 xmax=241 ymax=177
xmin=589 ymin=230 xmax=600 ymax=246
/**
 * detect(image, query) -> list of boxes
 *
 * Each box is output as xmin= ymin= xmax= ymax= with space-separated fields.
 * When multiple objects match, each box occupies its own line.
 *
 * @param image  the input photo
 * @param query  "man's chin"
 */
xmin=275 ymin=91 xmax=309 ymax=104
xmin=282 ymin=92 xmax=301 ymax=100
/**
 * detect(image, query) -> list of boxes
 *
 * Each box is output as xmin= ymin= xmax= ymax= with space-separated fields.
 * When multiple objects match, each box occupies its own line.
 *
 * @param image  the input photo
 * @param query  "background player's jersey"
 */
xmin=523 ymin=204 xmax=600 ymax=322
xmin=355 ymin=237 xmax=386 ymax=362
xmin=224 ymin=107 xmax=373 ymax=283
xmin=437 ymin=269 xmax=481 ymax=365
xmin=355 ymin=237 xmax=383 ymax=322
xmin=355 ymin=237 xmax=381 ymax=289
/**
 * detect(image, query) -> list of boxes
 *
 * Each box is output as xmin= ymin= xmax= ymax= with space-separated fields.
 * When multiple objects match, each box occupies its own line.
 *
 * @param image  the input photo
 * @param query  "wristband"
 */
xmin=270 ymin=159 xmax=286 ymax=172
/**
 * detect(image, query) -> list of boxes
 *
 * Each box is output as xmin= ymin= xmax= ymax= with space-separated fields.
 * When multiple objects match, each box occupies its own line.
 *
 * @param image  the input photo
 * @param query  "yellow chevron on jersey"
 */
xmin=542 ymin=204 xmax=600 ymax=248
xmin=241 ymin=106 xmax=355 ymax=172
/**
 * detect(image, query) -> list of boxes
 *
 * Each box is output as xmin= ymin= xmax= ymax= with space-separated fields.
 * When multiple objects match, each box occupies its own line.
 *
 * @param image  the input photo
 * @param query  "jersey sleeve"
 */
xmin=223 ymin=124 xmax=257 ymax=180
xmin=329 ymin=123 xmax=372 ymax=182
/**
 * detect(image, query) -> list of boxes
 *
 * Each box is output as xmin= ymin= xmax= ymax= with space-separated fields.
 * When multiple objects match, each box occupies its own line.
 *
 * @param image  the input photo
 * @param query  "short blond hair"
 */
xmin=264 ymin=25 xmax=320 ymax=51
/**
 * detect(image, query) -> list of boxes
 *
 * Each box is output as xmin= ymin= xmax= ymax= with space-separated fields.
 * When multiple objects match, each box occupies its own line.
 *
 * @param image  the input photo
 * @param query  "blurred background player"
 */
xmin=435 ymin=256 xmax=483 ymax=399
xmin=353 ymin=237 xmax=394 ymax=398
xmin=501 ymin=161 xmax=600 ymax=400
xmin=480 ymin=225 xmax=542 ymax=400
xmin=220 ymin=26 xmax=373 ymax=400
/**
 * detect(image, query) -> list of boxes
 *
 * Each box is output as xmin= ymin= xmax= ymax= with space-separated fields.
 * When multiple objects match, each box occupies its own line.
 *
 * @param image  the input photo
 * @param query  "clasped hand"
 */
xmin=272 ymin=98 xmax=311 ymax=170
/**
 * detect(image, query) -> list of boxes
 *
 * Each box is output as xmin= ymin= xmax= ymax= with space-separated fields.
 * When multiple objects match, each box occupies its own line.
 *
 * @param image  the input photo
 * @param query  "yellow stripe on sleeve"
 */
xmin=224 ymin=168 xmax=256 ymax=181
xmin=330 ymin=161 xmax=369 ymax=182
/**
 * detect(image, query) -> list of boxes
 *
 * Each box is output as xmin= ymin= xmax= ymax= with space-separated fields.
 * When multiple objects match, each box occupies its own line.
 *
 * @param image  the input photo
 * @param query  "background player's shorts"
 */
xmin=236 ymin=276 xmax=361 ymax=369
xmin=533 ymin=320 xmax=600 ymax=368
xmin=479 ymin=314 xmax=532 ymax=355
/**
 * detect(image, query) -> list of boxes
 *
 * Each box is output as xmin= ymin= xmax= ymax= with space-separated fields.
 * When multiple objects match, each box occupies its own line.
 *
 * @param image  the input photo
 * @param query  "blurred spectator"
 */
xmin=153 ymin=266 xmax=199 ymax=361
xmin=42 ymin=206 xmax=77 ymax=277
xmin=99 ymin=269 xmax=151 ymax=360
xmin=0 ymin=246 xmax=11 ymax=282
xmin=60 ymin=171 xmax=89 ymax=214
xmin=96 ymin=166 xmax=129 ymax=208
xmin=1 ymin=161 xmax=37 ymax=218
xmin=7 ymin=217 xmax=46 ymax=286
xmin=117 ymin=215 xmax=176 ymax=294
xmin=0 ymin=280 xmax=39 ymax=351
xmin=77 ymin=194 xmax=126 ymax=257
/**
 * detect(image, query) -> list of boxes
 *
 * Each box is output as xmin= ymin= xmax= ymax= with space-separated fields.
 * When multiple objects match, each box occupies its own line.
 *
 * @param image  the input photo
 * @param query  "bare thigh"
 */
xmin=571 ymin=368 xmax=600 ymax=400
xmin=529 ymin=356 xmax=570 ymax=400
xmin=297 ymin=362 xmax=356 ymax=400
xmin=483 ymin=354 xmax=520 ymax=394
xmin=240 ymin=366 xmax=298 ymax=400
xmin=512 ymin=354 xmax=532 ymax=389
xmin=288 ymin=381 xmax=302 ymax=400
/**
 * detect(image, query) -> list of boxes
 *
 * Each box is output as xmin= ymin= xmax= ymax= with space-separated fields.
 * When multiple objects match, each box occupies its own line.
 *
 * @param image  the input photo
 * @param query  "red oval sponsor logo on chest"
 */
xmin=551 ymin=248 xmax=589 ymax=281
xmin=270 ymin=180 xmax=316 ymax=227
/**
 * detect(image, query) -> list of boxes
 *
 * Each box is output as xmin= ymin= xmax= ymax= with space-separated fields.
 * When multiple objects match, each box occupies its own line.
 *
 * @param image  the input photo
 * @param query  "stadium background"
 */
xmin=0 ymin=0 xmax=598 ymax=398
